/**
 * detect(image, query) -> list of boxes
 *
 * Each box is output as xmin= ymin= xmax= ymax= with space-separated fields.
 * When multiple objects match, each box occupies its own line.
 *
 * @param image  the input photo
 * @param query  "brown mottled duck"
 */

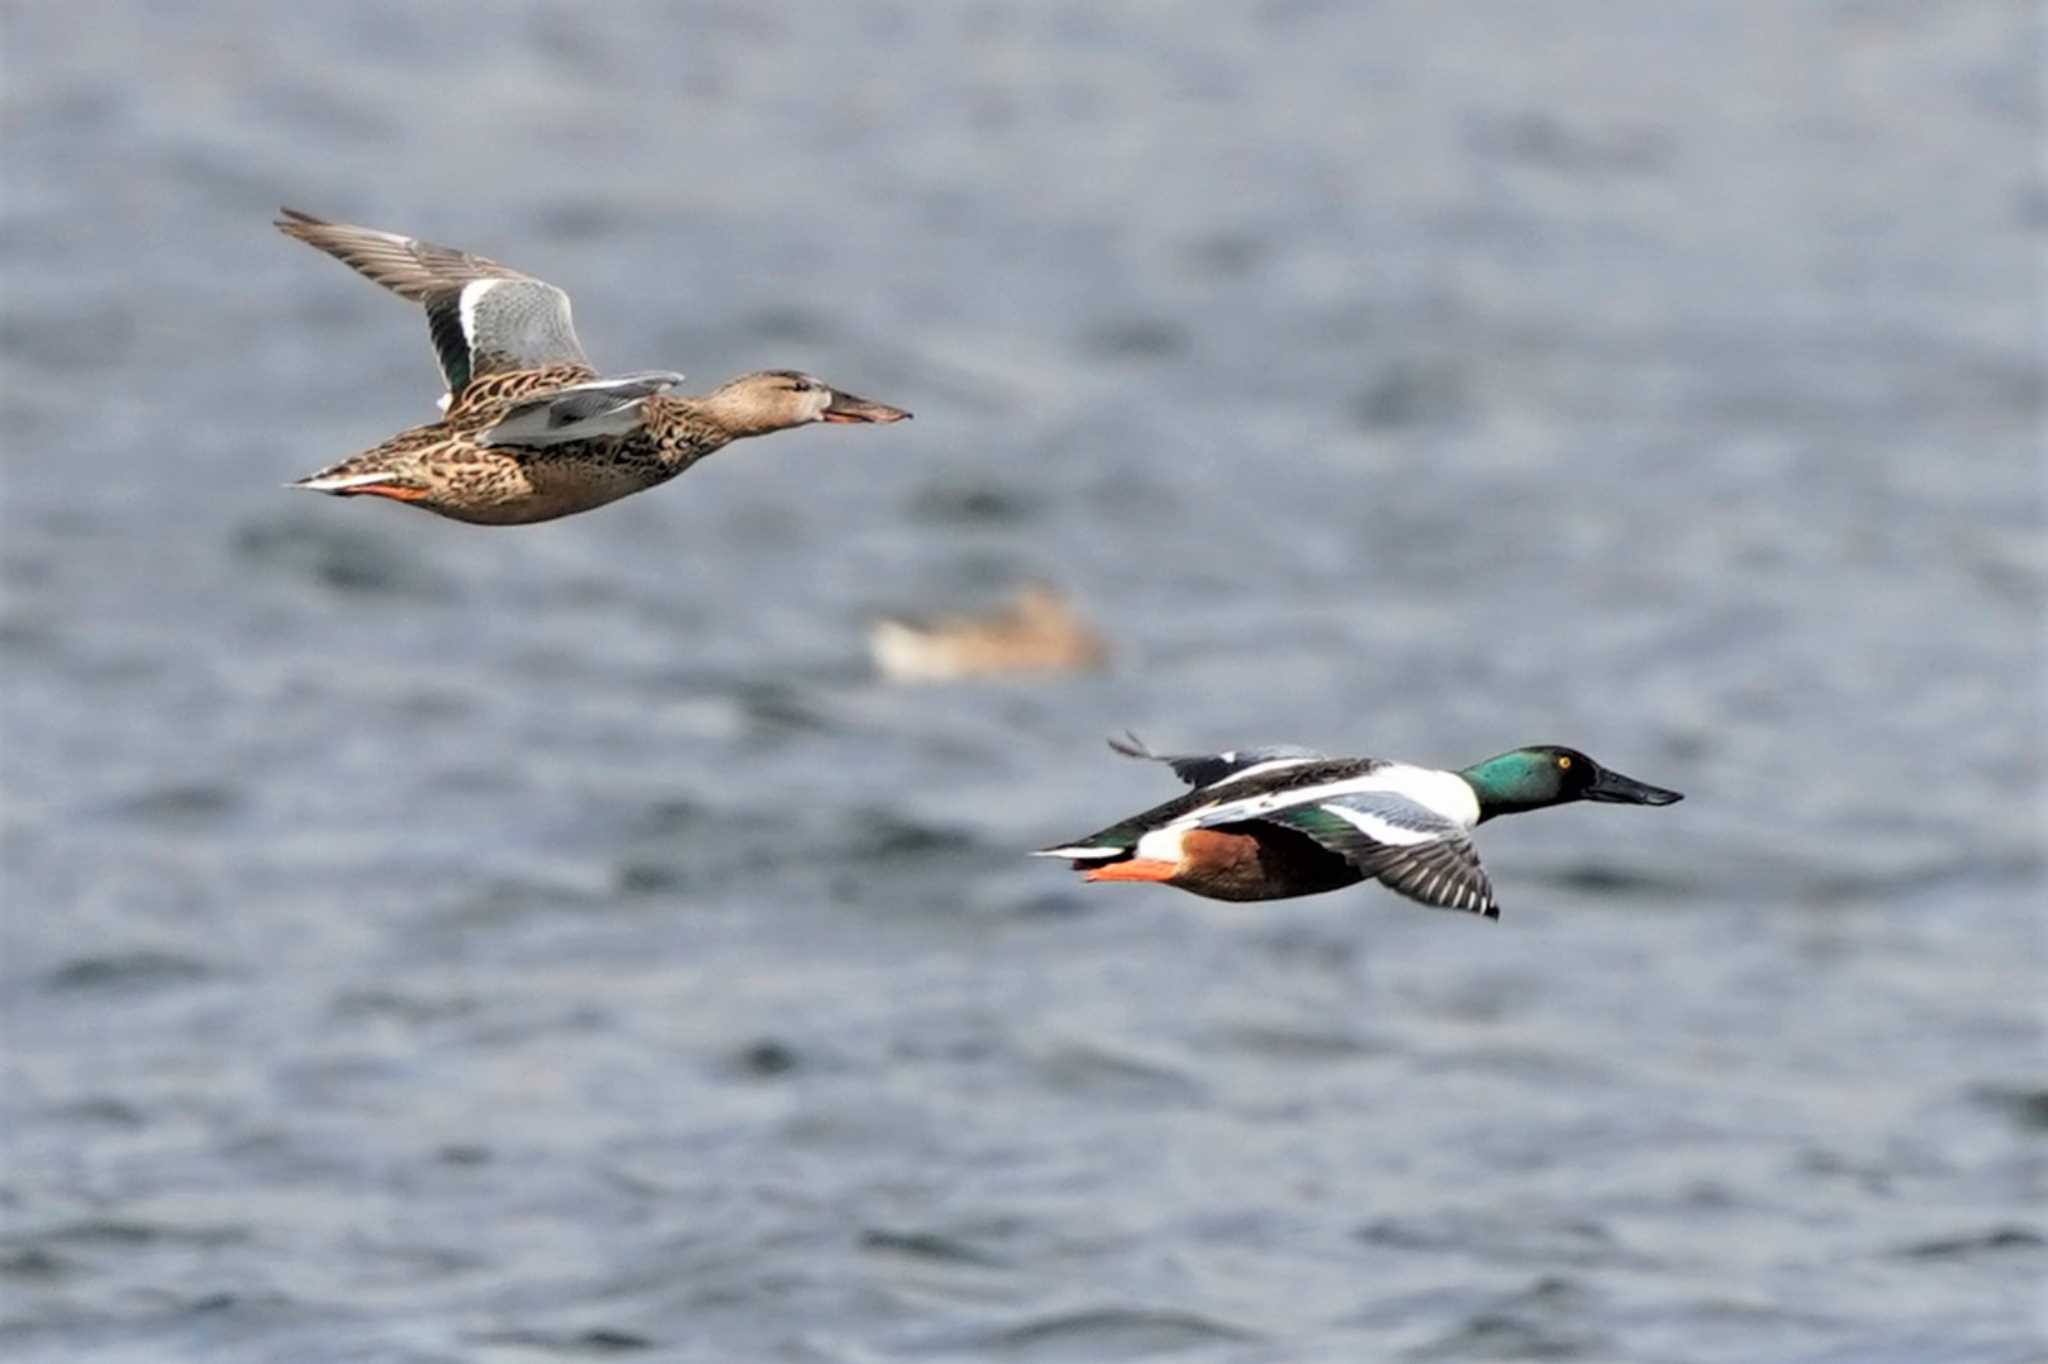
xmin=276 ymin=209 xmax=910 ymax=525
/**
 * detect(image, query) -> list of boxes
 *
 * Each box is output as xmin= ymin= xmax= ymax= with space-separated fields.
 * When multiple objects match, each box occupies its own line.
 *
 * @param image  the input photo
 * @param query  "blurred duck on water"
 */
xmin=276 ymin=209 xmax=910 ymax=524
xmin=1038 ymin=735 xmax=1682 ymax=917
xmin=870 ymin=583 xmax=1109 ymax=683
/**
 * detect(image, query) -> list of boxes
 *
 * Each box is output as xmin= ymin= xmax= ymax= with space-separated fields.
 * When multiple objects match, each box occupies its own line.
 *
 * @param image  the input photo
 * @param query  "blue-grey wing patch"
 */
xmin=276 ymin=208 xmax=591 ymax=394
xmin=477 ymin=371 xmax=685 ymax=447
xmin=1249 ymin=796 xmax=1498 ymax=918
xmin=1108 ymin=732 xmax=1328 ymax=789
xmin=435 ymin=278 xmax=588 ymax=387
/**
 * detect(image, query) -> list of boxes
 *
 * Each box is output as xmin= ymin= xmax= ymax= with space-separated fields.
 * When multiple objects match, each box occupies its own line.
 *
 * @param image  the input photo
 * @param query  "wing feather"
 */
xmin=1107 ymin=732 xmax=1329 ymax=789
xmin=1246 ymin=795 xmax=1499 ymax=918
xmin=277 ymin=208 xmax=590 ymax=394
xmin=477 ymin=371 xmax=684 ymax=447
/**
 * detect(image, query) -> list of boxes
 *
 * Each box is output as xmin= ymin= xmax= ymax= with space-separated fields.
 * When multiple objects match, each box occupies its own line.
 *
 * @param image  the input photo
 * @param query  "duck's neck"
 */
xmin=1455 ymin=752 xmax=1566 ymax=824
xmin=644 ymin=395 xmax=742 ymax=468
xmin=691 ymin=387 xmax=806 ymax=441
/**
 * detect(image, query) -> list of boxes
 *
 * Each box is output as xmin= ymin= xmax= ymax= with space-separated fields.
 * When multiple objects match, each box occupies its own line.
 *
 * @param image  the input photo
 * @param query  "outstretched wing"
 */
xmin=1230 ymin=793 xmax=1499 ymax=918
xmin=1107 ymin=732 xmax=1328 ymax=789
xmin=1036 ymin=751 xmax=1372 ymax=864
xmin=476 ymin=371 xmax=685 ymax=448
xmin=277 ymin=208 xmax=591 ymax=397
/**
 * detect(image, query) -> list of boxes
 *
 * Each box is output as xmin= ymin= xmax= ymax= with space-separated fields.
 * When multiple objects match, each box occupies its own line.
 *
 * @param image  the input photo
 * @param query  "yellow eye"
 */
xmin=1557 ymin=756 xmax=1572 ymax=770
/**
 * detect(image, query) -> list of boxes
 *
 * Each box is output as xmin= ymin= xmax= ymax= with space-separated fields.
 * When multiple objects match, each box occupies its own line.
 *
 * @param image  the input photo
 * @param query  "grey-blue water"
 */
xmin=2 ymin=4 xmax=2042 ymax=1360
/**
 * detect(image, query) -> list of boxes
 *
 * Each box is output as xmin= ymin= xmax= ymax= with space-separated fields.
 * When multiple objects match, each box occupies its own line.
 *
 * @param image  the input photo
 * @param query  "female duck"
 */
xmin=1036 ymin=735 xmax=1682 ymax=918
xmin=869 ymin=584 xmax=1109 ymax=682
xmin=276 ymin=209 xmax=909 ymax=525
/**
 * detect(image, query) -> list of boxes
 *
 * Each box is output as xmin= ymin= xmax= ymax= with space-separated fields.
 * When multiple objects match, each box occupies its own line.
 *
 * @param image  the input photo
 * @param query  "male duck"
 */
xmin=276 ymin=209 xmax=910 ymax=525
xmin=1035 ymin=735 xmax=1682 ymax=918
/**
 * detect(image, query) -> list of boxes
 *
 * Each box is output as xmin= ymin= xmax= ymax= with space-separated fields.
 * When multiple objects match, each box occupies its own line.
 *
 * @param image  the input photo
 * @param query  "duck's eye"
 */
xmin=1557 ymin=755 xmax=1572 ymax=770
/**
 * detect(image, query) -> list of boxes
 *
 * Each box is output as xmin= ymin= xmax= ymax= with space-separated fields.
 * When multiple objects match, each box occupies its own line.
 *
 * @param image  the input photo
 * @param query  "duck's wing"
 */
xmin=476 ymin=371 xmax=685 ymax=448
xmin=276 ymin=208 xmax=591 ymax=397
xmin=1237 ymin=792 xmax=1498 ymax=918
xmin=1034 ymin=755 xmax=1375 ymax=863
xmin=1107 ymin=732 xmax=1328 ymax=789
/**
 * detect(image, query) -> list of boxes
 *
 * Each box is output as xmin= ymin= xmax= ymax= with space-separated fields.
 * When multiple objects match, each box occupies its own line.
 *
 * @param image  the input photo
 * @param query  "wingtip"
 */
xmin=1106 ymin=730 xmax=1153 ymax=761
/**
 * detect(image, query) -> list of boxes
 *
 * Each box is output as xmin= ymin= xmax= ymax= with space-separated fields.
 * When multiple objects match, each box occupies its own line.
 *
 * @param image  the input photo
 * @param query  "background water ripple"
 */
xmin=1 ymin=3 xmax=2041 ymax=1360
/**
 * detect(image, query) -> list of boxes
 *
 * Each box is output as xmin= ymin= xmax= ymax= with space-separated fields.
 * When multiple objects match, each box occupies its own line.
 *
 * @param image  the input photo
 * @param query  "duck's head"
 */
xmin=1459 ymin=746 xmax=1683 ymax=822
xmin=704 ymin=370 xmax=912 ymax=436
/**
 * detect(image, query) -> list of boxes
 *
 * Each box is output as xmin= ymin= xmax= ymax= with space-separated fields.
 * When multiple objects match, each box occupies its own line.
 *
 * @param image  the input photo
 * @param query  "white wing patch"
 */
xmin=458 ymin=278 xmax=504 ymax=347
xmin=1176 ymin=763 xmax=1480 ymax=834
xmin=1205 ymin=756 xmax=1324 ymax=787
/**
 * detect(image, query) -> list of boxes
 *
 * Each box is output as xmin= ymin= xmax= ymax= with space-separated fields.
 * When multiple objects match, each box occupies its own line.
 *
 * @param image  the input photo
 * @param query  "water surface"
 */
xmin=2 ymin=4 xmax=2042 ymax=1360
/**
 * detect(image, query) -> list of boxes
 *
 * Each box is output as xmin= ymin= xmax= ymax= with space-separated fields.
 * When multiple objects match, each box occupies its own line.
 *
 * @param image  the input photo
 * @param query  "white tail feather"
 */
xmin=291 ymin=470 xmax=401 ymax=492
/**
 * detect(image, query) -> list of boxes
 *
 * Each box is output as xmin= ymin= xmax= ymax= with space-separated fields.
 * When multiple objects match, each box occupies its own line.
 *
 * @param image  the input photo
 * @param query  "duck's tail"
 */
xmin=1030 ymin=838 xmax=1133 ymax=871
xmin=288 ymin=465 xmax=429 ymax=501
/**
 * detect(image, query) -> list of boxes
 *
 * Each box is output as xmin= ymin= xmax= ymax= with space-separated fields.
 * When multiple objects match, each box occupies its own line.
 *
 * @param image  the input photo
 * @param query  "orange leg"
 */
xmin=1083 ymin=858 xmax=1179 ymax=883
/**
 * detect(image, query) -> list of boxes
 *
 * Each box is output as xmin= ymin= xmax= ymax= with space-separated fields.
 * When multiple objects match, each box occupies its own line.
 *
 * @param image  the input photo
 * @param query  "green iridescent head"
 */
xmin=1458 ymin=746 xmax=1684 ymax=823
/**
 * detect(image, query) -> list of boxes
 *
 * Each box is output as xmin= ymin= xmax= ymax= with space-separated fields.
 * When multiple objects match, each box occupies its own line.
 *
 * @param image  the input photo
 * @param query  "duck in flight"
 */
xmin=1036 ymin=734 xmax=1683 ymax=918
xmin=869 ymin=584 xmax=1110 ymax=683
xmin=275 ymin=209 xmax=910 ymax=525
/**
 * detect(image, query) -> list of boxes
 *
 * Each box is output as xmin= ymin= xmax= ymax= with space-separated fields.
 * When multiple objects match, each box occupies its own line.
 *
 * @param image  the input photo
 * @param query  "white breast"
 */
xmin=1375 ymin=764 xmax=1482 ymax=828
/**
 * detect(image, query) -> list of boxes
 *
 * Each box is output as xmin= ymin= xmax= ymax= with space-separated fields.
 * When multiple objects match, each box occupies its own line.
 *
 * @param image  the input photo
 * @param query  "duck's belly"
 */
xmin=1171 ymin=826 xmax=1366 ymax=903
xmin=430 ymin=448 xmax=670 ymax=525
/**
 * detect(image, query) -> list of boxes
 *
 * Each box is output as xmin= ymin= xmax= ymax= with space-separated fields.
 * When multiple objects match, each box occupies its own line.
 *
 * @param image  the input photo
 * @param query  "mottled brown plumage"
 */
xmin=277 ymin=209 xmax=910 ymax=525
xmin=295 ymin=368 xmax=908 ymax=525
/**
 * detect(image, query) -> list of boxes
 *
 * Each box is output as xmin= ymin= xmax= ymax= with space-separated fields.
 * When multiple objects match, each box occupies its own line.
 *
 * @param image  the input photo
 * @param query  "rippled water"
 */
xmin=2 ymin=3 xmax=2042 ymax=1360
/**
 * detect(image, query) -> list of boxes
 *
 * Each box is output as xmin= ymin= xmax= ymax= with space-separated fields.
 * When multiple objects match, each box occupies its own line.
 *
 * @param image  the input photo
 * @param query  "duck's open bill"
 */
xmin=821 ymin=391 xmax=911 ymax=423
